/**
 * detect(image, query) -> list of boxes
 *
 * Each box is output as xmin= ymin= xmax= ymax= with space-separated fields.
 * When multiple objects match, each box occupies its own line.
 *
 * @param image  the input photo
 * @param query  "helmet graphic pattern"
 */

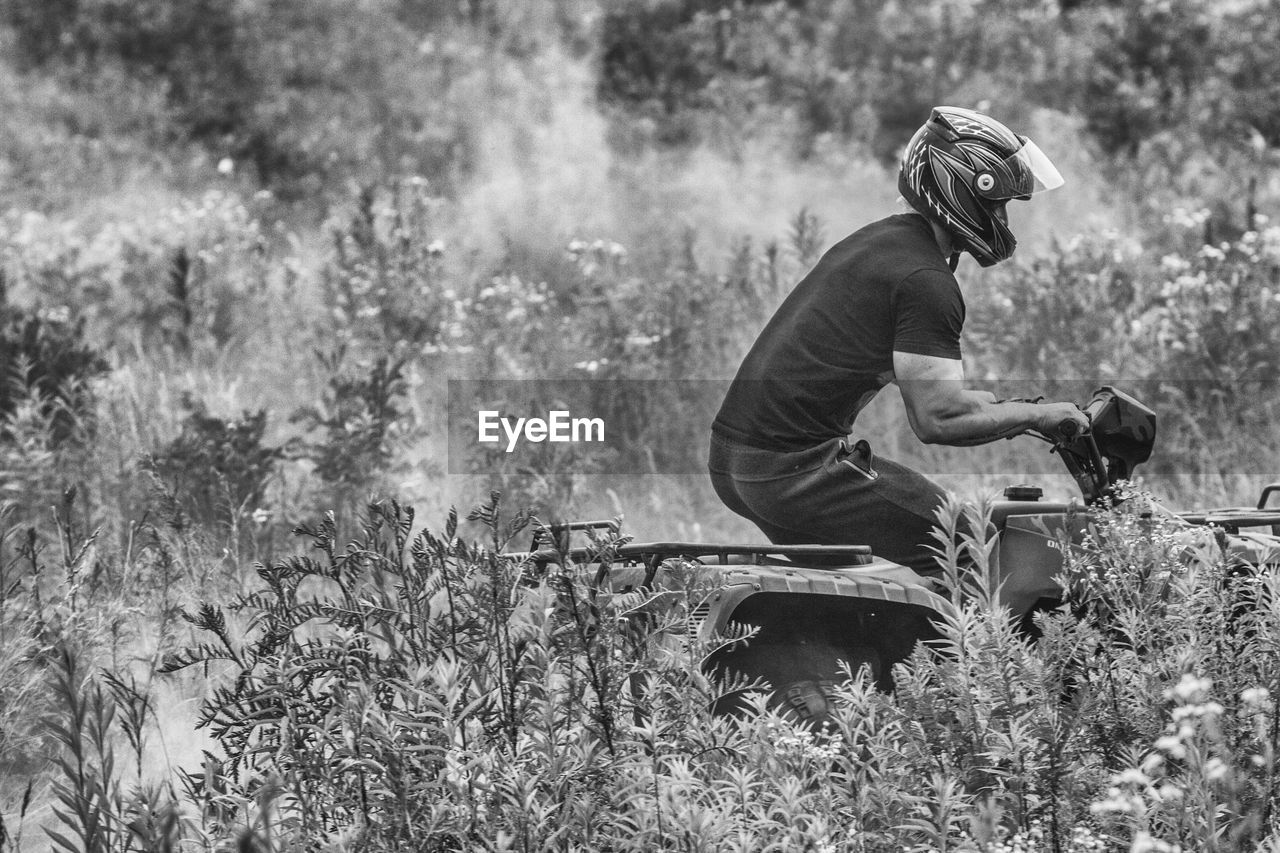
xmin=943 ymin=112 xmax=1020 ymax=149
xmin=897 ymin=106 xmax=1032 ymax=267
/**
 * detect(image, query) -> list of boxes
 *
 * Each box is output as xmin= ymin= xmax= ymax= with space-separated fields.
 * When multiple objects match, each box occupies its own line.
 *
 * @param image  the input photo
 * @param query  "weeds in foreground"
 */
xmin=23 ymin=491 xmax=1273 ymax=850
xmin=44 ymin=646 xmax=183 ymax=853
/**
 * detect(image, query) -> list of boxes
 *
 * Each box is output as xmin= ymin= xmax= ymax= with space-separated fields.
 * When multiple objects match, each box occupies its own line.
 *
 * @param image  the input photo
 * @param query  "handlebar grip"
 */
xmin=1057 ymin=418 xmax=1079 ymax=440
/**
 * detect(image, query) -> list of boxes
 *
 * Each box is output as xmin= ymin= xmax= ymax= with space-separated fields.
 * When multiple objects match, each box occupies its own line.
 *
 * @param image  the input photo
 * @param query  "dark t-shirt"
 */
xmin=713 ymin=213 xmax=964 ymax=451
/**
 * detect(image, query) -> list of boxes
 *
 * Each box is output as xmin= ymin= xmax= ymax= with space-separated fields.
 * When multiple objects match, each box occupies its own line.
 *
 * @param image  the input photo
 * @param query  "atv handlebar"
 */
xmin=1025 ymin=420 xmax=1110 ymax=505
xmin=1025 ymin=409 xmax=1088 ymax=447
xmin=1025 ymin=387 xmax=1157 ymax=506
xmin=1055 ymin=418 xmax=1081 ymax=441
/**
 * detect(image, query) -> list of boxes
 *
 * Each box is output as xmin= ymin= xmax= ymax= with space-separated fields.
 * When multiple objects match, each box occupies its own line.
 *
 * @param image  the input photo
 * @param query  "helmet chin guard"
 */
xmin=898 ymin=106 xmax=1064 ymax=267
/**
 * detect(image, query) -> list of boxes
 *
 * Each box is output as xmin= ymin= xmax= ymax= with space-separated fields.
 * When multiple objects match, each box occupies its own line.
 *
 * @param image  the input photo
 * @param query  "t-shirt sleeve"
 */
xmin=891 ymin=268 xmax=965 ymax=360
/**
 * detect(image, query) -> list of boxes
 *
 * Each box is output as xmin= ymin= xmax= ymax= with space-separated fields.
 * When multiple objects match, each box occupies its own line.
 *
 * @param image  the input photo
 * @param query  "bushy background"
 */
xmin=3 ymin=0 xmax=1280 ymax=849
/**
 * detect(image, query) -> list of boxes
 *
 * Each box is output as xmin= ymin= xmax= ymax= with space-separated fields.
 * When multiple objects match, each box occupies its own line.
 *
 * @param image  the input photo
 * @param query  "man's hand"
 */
xmin=1032 ymin=401 xmax=1091 ymax=441
xmin=893 ymin=351 xmax=1087 ymax=447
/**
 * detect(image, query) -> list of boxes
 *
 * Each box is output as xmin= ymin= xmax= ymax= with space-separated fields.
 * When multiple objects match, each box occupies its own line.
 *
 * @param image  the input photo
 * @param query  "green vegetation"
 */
xmin=11 ymin=493 xmax=1280 ymax=850
xmin=3 ymin=0 xmax=1280 ymax=848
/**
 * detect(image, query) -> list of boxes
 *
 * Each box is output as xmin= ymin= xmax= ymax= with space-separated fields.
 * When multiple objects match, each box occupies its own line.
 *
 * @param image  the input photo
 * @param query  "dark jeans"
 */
xmin=708 ymin=431 xmax=949 ymax=578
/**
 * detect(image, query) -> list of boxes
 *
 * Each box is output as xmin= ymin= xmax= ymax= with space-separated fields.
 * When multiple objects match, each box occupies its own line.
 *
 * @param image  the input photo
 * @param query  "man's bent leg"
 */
xmin=709 ymin=434 xmax=951 ymax=578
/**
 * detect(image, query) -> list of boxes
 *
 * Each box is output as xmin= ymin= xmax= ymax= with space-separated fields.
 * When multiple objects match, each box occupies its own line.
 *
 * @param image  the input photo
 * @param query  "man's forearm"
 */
xmin=921 ymin=394 xmax=1042 ymax=446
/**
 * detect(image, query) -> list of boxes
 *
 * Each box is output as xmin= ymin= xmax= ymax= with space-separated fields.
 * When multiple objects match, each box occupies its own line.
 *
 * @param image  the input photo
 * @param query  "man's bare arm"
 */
xmin=892 ymin=351 xmax=1089 ymax=446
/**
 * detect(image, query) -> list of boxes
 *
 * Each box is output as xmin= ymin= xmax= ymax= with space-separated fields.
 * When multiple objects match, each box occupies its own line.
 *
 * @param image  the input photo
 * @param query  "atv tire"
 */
xmin=774 ymin=646 xmax=882 ymax=729
xmin=778 ymin=679 xmax=840 ymax=728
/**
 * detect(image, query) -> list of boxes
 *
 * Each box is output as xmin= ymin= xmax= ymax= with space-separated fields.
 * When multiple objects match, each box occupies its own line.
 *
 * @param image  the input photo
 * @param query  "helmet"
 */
xmin=898 ymin=106 xmax=1064 ymax=267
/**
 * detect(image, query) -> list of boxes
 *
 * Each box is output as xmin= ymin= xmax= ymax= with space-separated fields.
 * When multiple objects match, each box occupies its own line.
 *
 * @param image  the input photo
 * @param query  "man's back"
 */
xmin=713 ymin=213 xmax=963 ymax=451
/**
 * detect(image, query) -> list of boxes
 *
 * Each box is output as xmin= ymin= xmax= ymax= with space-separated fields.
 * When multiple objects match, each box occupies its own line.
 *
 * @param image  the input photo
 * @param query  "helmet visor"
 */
xmin=981 ymin=137 xmax=1065 ymax=200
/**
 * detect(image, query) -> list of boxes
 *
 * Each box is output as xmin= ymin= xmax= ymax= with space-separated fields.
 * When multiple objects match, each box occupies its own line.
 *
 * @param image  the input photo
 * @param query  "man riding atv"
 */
xmin=709 ymin=106 xmax=1090 ymax=577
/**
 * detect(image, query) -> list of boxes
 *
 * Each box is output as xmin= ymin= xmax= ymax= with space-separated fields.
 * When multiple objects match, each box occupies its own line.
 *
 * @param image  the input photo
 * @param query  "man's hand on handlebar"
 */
xmin=1032 ymin=401 xmax=1090 ymax=442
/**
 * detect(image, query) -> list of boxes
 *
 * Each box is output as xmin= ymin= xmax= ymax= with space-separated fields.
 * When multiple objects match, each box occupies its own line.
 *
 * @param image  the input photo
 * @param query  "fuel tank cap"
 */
xmin=1004 ymin=484 xmax=1043 ymax=501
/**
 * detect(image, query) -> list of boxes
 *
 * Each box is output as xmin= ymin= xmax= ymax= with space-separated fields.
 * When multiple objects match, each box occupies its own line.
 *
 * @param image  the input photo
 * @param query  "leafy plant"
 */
xmin=322 ymin=180 xmax=451 ymax=354
xmin=0 ymin=305 xmax=108 ymax=448
xmin=160 ymin=495 xmax=745 ymax=848
xmin=45 ymin=646 xmax=183 ymax=853
xmin=290 ymin=352 xmax=412 ymax=517
xmin=144 ymin=395 xmax=283 ymax=533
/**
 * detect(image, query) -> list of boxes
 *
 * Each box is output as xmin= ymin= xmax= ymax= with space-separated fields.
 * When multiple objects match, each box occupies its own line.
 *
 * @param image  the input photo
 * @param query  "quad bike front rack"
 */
xmin=1177 ymin=481 xmax=1280 ymax=534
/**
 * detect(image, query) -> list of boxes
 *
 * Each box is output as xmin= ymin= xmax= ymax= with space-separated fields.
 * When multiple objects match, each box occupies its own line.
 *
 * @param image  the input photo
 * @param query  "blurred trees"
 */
xmin=597 ymin=0 xmax=1279 ymax=168
xmin=0 ymin=0 xmax=586 ymax=194
xmin=5 ymin=0 xmax=251 ymax=139
xmin=2 ymin=0 xmax=1279 ymax=514
xmin=4 ymin=0 xmax=1277 ymax=220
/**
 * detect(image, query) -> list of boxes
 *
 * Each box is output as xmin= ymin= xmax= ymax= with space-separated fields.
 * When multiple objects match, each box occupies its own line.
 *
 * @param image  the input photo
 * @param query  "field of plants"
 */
xmin=3 ymin=0 xmax=1280 ymax=849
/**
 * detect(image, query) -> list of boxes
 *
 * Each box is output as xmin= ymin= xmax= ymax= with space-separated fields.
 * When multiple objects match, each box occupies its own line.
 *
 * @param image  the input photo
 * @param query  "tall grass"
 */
xmin=11 ymin=491 xmax=1276 ymax=850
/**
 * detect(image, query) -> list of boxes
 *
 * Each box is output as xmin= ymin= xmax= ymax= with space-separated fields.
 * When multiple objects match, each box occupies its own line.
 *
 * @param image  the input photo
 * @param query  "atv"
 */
xmin=513 ymin=387 xmax=1280 ymax=722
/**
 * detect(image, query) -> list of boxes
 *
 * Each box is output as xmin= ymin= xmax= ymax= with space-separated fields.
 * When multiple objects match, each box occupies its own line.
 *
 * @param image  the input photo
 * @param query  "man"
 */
xmin=709 ymin=106 xmax=1090 ymax=577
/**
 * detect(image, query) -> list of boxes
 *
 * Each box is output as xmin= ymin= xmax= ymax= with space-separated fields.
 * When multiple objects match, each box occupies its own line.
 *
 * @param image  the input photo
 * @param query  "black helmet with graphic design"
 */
xmin=898 ymin=106 xmax=1064 ymax=267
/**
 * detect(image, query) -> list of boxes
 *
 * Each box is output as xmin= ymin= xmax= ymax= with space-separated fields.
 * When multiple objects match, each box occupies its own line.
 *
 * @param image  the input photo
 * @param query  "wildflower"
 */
xmin=1089 ymin=786 xmax=1136 ymax=814
xmin=1164 ymin=206 xmax=1210 ymax=230
xmin=1116 ymin=768 xmax=1150 ymax=786
xmin=38 ymin=305 xmax=71 ymax=324
xmin=1132 ymin=831 xmax=1180 ymax=853
xmin=1069 ymin=826 xmax=1108 ymax=851
xmin=217 ymin=157 xmax=235 ymax=175
xmin=1168 ymin=674 xmax=1211 ymax=703
xmin=1241 ymin=687 xmax=1271 ymax=708
xmin=1154 ymin=735 xmax=1186 ymax=759
xmin=1203 ymin=757 xmax=1228 ymax=782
